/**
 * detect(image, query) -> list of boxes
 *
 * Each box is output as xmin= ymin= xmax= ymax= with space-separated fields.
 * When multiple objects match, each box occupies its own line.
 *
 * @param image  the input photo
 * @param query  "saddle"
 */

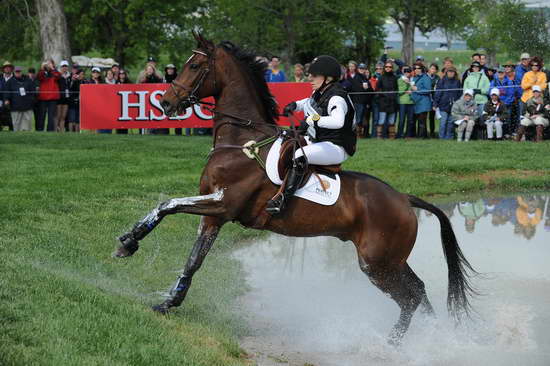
xmin=277 ymin=137 xmax=341 ymax=187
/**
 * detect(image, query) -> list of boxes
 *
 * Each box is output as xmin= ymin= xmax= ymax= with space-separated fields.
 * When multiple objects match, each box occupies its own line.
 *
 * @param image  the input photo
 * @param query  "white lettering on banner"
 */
xmin=118 ymin=90 xmax=149 ymax=121
xmin=117 ymin=89 xmax=213 ymax=122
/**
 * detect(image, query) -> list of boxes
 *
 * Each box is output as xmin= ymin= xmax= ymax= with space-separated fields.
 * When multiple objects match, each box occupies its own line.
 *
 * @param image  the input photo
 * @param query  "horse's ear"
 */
xmin=193 ymin=31 xmax=215 ymax=54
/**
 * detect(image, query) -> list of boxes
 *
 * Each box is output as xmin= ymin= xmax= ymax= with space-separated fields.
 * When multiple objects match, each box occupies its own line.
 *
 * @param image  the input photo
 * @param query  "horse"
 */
xmin=114 ymin=32 xmax=476 ymax=345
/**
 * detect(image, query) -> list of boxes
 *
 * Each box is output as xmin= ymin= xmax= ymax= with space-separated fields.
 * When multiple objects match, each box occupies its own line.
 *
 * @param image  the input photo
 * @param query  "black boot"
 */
xmin=266 ymin=156 xmax=307 ymax=215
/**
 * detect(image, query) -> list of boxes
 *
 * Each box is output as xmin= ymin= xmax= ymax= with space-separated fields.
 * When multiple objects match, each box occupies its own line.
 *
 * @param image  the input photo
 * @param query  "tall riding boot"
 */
xmin=376 ymin=125 xmax=383 ymax=139
xmin=515 ymin=125 xmax=526 ymax=142
xmin=388 ymin=125 xmax=396 ymax=139
xmin=266 ymin=156 xmax=307 ymax=215
xmin=536 ymin=125 xmax=544 ymax=142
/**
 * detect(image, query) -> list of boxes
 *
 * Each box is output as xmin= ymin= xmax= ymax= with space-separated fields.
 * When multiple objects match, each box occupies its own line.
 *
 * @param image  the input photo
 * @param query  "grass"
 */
xmin=1 ymin=133 xmax=549 ymax=366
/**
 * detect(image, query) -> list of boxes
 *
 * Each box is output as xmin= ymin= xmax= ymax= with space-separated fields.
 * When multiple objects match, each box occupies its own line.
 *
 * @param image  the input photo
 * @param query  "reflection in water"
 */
xmin=234 ymin=193 xmax=550 ymax=366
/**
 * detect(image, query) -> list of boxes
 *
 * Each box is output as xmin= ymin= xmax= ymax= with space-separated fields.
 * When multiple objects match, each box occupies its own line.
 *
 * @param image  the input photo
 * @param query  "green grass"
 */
xmin=1 ymin=133 xmax=549 ymax=366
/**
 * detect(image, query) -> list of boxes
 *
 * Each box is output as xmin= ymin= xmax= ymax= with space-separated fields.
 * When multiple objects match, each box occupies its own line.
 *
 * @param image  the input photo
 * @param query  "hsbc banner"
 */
xmin=80 ymin=83 xmax=311 ymax=129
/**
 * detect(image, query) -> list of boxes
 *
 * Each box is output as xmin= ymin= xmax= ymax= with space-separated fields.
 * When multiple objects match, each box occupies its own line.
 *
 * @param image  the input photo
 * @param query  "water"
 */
xmin=233 ymin=193 xmax=550 ymax=366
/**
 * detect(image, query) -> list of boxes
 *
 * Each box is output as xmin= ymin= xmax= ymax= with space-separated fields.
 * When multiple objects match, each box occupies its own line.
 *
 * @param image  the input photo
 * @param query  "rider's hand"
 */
xmin=283 ymin=102 xmax=297 ymax=116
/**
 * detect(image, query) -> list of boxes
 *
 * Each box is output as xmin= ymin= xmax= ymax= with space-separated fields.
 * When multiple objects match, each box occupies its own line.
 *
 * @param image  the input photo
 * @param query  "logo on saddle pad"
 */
xmin=265 ymin=138 xmax=341 ymax=206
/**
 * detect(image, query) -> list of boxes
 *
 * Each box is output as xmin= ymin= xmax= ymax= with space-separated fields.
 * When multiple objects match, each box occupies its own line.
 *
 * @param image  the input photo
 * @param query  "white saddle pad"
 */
xmin=265 ymin=137 xmax=340 ymax=206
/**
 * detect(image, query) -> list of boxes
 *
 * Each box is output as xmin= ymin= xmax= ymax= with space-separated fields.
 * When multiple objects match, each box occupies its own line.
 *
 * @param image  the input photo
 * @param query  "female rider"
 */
xmin=266 ymin=55 xmax=356 ymax=214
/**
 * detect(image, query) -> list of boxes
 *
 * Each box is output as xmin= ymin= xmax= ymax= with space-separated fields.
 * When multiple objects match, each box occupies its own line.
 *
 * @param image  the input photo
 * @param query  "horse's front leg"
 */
xmin=152 ymin=216 xmax=223 ymax=313
xmin=114 ymin=189 xmax=225 ymax=257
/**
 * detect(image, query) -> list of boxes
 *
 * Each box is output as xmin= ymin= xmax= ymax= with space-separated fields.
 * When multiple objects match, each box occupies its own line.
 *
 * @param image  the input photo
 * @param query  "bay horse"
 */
xmin=115 ymin=32 xmax=476 ymax=345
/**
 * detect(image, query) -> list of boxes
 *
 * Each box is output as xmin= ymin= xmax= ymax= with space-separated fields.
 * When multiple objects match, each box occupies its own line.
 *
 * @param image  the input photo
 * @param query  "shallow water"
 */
xmin=233 ymin=193 xmax=550 ymax=366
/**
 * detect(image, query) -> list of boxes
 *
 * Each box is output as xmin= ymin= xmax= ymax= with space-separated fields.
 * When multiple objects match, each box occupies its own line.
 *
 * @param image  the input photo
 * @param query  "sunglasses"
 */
xmin=414 ymin=67 xmax=422 ymax=70
xmin=384 ymin=66 xmax=392 ymax=69
xmin=532 ymin=64 xmax=539 ymax=67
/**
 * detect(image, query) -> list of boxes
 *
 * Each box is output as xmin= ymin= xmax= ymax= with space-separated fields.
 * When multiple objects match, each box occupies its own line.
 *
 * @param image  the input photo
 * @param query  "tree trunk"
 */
xmin=36 ymin=0 xmax=71 ymax=64
xmin=283 ymin=12 xmax=296 ymax=64
xmin=401 ymin=18 xmax=415 ymax=66
xmin=444 ymin=29 xmax=453 ymax=50
xmin=486 ymin=51 xmax=497 ymax=67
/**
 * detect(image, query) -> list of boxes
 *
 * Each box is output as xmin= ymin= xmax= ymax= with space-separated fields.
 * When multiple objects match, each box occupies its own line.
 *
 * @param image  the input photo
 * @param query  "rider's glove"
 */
xmin=282 ymin=102 xmax=297 ymax=116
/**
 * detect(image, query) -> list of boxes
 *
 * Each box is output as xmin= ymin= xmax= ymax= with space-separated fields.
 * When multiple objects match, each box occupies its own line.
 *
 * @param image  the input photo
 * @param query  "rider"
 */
xmin=266 ymin=55 xmax=357 ymax=214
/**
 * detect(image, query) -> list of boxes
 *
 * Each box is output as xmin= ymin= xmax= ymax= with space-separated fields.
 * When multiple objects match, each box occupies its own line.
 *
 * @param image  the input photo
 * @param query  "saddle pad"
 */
xmin=266 ymin=137 xmax=340 ymax=206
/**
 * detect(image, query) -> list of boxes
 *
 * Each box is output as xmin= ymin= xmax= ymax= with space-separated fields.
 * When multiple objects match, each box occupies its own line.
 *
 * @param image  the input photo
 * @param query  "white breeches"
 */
xmin=485 ymin=120 xmax=503 ymax=139
xmin=294 ymin=139 xmax=349 ymax=165
xmin=521 ymin=116 xmax=549 ymax=127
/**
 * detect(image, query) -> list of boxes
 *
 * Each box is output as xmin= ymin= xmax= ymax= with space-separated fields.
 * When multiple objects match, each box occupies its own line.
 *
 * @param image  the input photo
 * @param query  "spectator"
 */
xmin=396 ymin=65 xmax=414 ymax=139
xmin=346 ymin=61 xmax=370 ymax=136
xmin=27 ymin=67 xmax=40 ymax=126
xmin=5 ymin=66 xmax=35 ymax=131
xmin=89 ymin=67 xmax=103 ymax=84
xmin=415 ymin=55 xmax=426 ymax=68
xmin=164 ymin=64 xmax=178 ymax=83
xmin=427 ymin=63 xmax=440 ymax=138
xmin=369 ymin=62 xmax=383 ymax=138
xmin=376 ymin=61 xmax=399 ymax=138
xmin=479 ymin=54 xmax=490 ymax=76
xmin=104 ymin=69 xmax=117 ymax=84
xmin=1 ymin=61 xmax=14 ymax=130
xmin=411 ymin=62 xmax=432 ymax=138
xmin=111 ymin=63 xmax=120 ymax=81
xmin=461 ymin=53 xmax=481 ymax=83
xmin=56 ymin=60 xmax=71 ymax=132
xmin=434 ymin=66 xmax=462 ymax=140
xmin=482 ymin=88 xmax=507 ymax=140
xmin=504 ymin=61 xmax=523 ymax=133
xmin=515 ymin=53 xmax=531 ymax=85
xmin=36 ymin=59 xmax=61 ymax=131
xmin=380 ymin=48 xmax=405 ymax=76
xmin=265 ymin=56 xmax=286 ymax=82
xmin=138 ymin=64 xmax=162 ymax=84
xmin=440 ymin=57 xmax=454 ymax=77
xmin=117 ymin=69 xmax=132 ymax=84
xmin=463 ymin=61 xmax=490 ymax=117
xmin=358 ymin=64 xmax=374 ymax=137
xmin=516 ymin=85 xmax=547 ymax=142
xmin=452 ymin=89 xmax=478 ymax=142
xmin=67 ymin=69 xmax=85 ymax=133
xmin=490 ymin=67 xmax=515 ymax=135
xmin=292 ymin=63 xmax=307 ymax=82
xmin=520 ymin=56 xmax=547 ymax=106
xmin=136 ymin=57 xmax=163 ymax=83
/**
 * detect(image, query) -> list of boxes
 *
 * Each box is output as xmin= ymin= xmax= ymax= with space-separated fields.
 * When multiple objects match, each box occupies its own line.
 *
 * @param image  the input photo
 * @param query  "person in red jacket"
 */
xmin=37 ymin=59 xmax=61 ymax=131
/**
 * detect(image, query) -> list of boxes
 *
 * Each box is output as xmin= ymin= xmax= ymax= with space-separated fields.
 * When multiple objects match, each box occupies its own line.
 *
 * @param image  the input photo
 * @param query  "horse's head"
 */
xmin=160 ymin=31 xmax=218 ymax=116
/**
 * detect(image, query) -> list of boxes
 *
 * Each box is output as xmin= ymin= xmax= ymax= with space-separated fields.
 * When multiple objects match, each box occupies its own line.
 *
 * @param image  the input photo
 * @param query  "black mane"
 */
xmin=218 ymin=41 xmax=279 ymax=124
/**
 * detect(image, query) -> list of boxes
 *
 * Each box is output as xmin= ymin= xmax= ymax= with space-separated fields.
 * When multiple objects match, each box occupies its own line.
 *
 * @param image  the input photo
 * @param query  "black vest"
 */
xmin=312 ymin=83 xmax=357 ymax=156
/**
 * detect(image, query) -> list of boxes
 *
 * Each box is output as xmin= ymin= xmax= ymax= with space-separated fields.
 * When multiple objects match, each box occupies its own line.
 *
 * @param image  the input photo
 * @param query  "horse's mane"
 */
xmin=218 ymin=41 xmax=279 ymax=124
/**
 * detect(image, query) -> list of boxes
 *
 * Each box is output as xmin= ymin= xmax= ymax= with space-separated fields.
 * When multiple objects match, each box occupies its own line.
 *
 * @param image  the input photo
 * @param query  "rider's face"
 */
xmin=309 ymin=74 xmax=326 ymax=91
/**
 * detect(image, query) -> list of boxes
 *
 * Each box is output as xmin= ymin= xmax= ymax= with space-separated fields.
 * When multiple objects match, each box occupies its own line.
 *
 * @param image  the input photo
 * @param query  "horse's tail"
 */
xmin=408 ymin=194 xmax=478 ymax=321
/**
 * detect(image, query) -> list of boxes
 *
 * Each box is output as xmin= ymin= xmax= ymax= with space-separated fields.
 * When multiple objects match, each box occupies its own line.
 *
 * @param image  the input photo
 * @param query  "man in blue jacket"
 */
xmin=490 ymin=67 xmax=515 ymax=136
xmin=5 ymin=66 xmax=36 ymax=131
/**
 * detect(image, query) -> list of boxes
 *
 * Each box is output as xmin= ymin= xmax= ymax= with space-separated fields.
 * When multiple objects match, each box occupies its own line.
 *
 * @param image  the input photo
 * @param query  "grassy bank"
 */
xmin=1 ymin=133 xmax=549 ymax=366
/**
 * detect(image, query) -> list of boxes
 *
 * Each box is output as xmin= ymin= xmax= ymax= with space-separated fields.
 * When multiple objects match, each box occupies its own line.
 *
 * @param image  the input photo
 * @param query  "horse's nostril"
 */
xmin=161 ymin=100 xmax=172 ymax=114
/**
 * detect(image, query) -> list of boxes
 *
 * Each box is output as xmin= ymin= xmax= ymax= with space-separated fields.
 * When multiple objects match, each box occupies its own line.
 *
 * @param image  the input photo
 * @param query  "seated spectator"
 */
xmin=396 ymin=65 xmax=414 ymax=139
xmin=265 ymin=56 xmax=286 ymax=82
xmin=89 ymin=67 xmax=103 ymax=84
xmin=411 ymin=62 xmax=432 ymax=138
xmin=164 ymin=64 xmax=178 ymax=83
xmin=482 ymin=88 xmax=507 ymax=140
xmin=520 ymin=56 xmax=547 ymax=105
xmin=516 ymin=85 xmax=548 ymax=142
xmin=5 ymin=66 xmax=36 ymax=131
xmin=37 ymin=59 xmax=61 ymax=131
xmin=463 ymin=61 xmax=490 ymax=117
xmin=452 ymin=89 xmax=478 ymax=142
xmin=292 ymin=63 xmax=307 ymax=82
xmin=117 ymin=69 xmax=132 ymax=84
xmin=433 ymin=66 xmax=462 ymax=140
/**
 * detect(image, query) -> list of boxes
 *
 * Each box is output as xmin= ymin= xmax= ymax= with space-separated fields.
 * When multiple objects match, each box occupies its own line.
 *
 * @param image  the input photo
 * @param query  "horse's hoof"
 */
xmin=112 ymin=235 xmax=139 ymax=258
xmin=152 ymin=303 xmax=170 ymax=314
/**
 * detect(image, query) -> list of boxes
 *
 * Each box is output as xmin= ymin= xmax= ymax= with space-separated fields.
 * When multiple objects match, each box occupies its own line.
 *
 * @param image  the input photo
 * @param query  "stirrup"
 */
xmin=266 ymin=194 xmax=285 ymax=215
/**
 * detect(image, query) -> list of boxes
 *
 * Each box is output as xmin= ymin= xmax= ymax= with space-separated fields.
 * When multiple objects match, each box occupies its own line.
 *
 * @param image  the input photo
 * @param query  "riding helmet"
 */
xmin=308 ymin=55 xmax=341 ymax=79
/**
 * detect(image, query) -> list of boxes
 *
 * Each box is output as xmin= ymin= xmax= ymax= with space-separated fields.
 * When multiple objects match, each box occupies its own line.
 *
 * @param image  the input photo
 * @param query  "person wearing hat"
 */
xmin=37 ymin=59 xmax=61 ymax=131
xmin=4 ymin=66 xmax=36 ymax=131
xmin=396 ymin=65 xmax=415 ymax=139
xmin=89 ymin=67 xmax=103 ymax=84
xmin=56 ymin=60 xmax=71 ymax=132
xmin=451 ymin=89 xmax=478 ymax=142
xmin=482 ymin=88 xmax=507 ymax=140
xmin=345 ymin=60 xmax=371 ymax=137
xmin=516 ymin=53 xmax=531 ymax=85
xmin=266 ymin=55 xmax=356 ymax=214
xmin=461 ymin=53 xmax=481 ymax=83
xmin=0 ymin=61 xmax=15 ymax=130
xmin=433 ymin=66 xmax=462 ymax=140
xmin=163 ymin=64 xmax=178 ymax=83
xmin=463 ymin=61 xmax=490 ymax=118
xmin=517 ymin=84 xmax=548 ymax=142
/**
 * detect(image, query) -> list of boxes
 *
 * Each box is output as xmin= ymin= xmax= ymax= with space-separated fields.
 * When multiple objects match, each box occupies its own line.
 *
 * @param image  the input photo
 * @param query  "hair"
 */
xmin=413 ymin=62 xmax=425 ymax=72
xmin=271 ymin=55 xmax=280 ymax=61
xmin=219 ymin=41 xmax=279 ymax=124
xmin=444 ymin=57 xmax=454 ymax=63
xmin=383 ymin=62 xmax=394 ymax=74
xmin=429 ymin=63 xmax=439 ymax=71
xmin=28 ymin=67 xmax=36 ymax=73
xmin=530 ymin=56 xmax=543 ymax=68
xmin=294 ymin=63 xmax=304 ymax=70
xmin=402 ymin=65 xmax=412 ymax=73
xmin=105 ymin=69 xmax=115 ymax=79
xmin=348 ymin=60 xmax=358 ymax=67
xmin=471 ymin=53 xmax=481 ymax=59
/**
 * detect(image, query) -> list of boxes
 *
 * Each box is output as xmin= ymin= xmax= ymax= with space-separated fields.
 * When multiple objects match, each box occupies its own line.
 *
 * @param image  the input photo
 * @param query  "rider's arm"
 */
xmin=294 ymin=98 xmax=309 ymax=112
xmin=317 ymin=95 xmax=347 ymax=129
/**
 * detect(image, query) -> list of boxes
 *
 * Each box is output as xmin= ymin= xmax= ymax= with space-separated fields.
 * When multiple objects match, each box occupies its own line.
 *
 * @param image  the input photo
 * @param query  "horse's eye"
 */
xmin=190 ymin=64 xmax=199 ymax=70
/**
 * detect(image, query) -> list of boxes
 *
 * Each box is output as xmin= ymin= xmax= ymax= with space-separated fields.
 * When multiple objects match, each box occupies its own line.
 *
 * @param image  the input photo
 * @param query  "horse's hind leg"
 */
xmin=358 ymin=256 xmax=424 ymax=346
xmin=152 ymin=216 xmax=223 ymax=313
xmin=114 ymin=190 xmax=226 ymax=257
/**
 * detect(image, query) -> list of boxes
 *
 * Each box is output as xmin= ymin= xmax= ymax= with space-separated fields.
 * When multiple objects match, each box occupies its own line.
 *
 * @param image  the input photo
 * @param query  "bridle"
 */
xmin=169 ymin=49 xmax=215 ymax=112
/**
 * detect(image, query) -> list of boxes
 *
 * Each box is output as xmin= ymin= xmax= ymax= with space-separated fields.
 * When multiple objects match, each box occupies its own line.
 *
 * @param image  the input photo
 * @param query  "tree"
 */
xmin=0 ymin=0 xmax=41 ymax=62
xmin=388 ymin=0 xmax=472 ymax=65
xmin=36 ymin=0 xmax=71 ymax=63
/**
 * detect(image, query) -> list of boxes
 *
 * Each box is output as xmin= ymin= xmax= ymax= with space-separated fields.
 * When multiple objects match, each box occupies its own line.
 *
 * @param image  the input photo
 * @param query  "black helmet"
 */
xmin=308 ymin=55 xmax=341 ymax=79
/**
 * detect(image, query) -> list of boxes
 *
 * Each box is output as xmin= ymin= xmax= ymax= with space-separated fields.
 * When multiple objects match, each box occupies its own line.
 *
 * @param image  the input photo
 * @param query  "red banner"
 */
xmin=80 ymin=82 xmax=311 ymax=129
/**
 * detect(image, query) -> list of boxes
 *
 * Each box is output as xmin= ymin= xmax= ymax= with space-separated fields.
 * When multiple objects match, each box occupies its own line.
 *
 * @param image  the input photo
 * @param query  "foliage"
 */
xmin=465 ymin=0 xmax=550 ymax=60
xmin=0 ymin=0 xmax=41 ymax=62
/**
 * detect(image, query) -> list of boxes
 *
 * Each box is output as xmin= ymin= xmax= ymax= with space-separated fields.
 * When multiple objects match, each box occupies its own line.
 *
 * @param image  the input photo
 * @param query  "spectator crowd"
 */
xmin=1 ymin=50 xmax=550 ymax=142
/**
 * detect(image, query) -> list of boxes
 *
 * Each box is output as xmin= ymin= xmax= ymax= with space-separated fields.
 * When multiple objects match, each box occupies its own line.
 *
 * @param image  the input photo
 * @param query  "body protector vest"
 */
xmin=310 ymin=83 xmax=357 ymax=156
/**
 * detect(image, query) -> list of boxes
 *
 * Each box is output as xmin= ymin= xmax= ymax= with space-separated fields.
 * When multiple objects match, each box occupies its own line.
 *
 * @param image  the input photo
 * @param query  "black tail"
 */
xmin=408 ymin=194 xmax=478 ymax=321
